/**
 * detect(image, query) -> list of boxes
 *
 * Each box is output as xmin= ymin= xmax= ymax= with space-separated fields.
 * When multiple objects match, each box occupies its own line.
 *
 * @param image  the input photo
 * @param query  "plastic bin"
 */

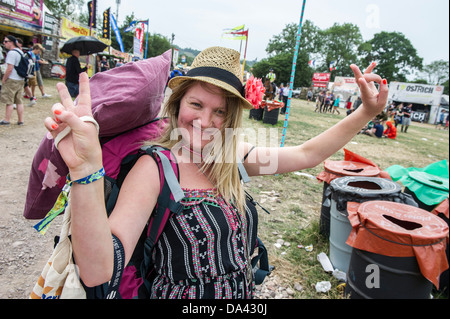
xmin=318 ymin=160 xmax=381 ymax=237
xmin=345 ymin=201 xmax=449 ymax=299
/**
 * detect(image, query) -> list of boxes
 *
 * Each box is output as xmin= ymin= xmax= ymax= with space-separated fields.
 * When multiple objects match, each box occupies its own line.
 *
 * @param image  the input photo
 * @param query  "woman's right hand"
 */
xmin=44 ymin=72 xmax=103 ymax=180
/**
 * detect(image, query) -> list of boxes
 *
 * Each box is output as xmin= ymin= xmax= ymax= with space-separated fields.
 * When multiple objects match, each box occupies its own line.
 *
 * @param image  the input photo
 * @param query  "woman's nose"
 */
xmin=199 ymin=110 xmax=213 ymax=128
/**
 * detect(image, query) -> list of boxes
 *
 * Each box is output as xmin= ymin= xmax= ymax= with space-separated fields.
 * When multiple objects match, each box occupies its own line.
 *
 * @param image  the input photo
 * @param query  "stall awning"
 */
xmin=0 ymin=22 xmax=63 ymax=39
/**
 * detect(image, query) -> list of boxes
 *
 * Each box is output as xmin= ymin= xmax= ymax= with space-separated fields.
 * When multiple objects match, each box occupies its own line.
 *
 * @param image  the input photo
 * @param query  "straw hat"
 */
xmin=168 ymin=46 xmax=253 ymax=109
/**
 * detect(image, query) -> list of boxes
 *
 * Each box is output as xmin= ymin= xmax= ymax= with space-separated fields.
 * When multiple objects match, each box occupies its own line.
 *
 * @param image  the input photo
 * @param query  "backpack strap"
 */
xmin=251 ymin=237 xmax=272 ymax=285
xmin=138 ymin=145 xmax=184 ymax=298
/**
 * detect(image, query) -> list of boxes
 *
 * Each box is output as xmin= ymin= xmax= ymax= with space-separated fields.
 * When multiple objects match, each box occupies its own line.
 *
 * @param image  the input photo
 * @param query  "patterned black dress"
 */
xmin=149 ymin=188 xmax=257 ymax=299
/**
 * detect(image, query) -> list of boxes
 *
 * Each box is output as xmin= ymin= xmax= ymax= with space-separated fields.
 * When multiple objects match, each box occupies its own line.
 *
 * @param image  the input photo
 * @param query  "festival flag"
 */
xmin=329 ymin=60 xmax=338 ymax=71
xmin=222 ymin=24 xmax=247 ymax=39
xmin=223 ymin=24 xmax=245 ymax=32
xmin=111 ymin=13 xmax=124 ymax=52
xmin=222 ymin=30 xmax=248 ymax=40
xmin=102 ymin=8 xmax=111 ymax=40
xmin=124 ymin=21 xmax=138 ymax=32
xmin=87 ymin=0 xmax=97 ymax=29
xmin=125 ymin=20 xmax=149 ymax=33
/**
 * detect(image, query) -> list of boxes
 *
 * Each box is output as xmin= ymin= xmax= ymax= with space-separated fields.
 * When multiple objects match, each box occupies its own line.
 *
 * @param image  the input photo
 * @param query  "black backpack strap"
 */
xmin=251 ymin=237 xmax=272 ymax=285
xmin=104 ymin=234 xmax=126 ymax=299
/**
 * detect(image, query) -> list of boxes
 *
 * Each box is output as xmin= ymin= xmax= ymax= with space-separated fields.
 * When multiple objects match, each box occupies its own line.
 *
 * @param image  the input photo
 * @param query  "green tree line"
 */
xmin=44 ymin=0 xmax=448 ymax=93
xmin=251 ymin=21 xmax=448 ymax=94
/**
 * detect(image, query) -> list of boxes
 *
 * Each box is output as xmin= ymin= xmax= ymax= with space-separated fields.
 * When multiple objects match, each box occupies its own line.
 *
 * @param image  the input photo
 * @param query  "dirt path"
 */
xmin=0 ymin=80 xmax=63 ymax=298
xmin=0 ymin=79 xmax=292 ymax=299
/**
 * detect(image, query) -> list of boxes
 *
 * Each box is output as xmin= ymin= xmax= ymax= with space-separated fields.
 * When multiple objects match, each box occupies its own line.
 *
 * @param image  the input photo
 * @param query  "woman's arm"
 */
xmin=243 ymin=63 xmax=388 ymax=176
xmin=44 ymin=73 xmax=159 ymax=287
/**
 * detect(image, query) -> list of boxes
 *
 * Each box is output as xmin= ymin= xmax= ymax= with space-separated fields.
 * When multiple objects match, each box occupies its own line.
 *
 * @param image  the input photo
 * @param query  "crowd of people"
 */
xmin=313 ymin=90 xmax=347 ymax=115
xmin=0 ymin=35 xmax=51 ymax=126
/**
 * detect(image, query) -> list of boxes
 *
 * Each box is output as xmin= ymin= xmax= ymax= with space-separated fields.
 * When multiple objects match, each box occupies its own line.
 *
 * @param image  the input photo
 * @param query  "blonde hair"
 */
xmin=148 ymin=80 xmax=245 ymax=213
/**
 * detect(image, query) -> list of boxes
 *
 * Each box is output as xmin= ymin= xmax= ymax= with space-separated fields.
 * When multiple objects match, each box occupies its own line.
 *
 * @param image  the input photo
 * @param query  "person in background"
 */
xmin=383 ymin=120 xmax=397 ymax=139
xmin=435 ymin=110 xmax=445 ymax=130
xmin=100 ymin=56 xmax=109 ymax=72
xmin=307 ymin=88 xmax=313 ymax=102
xmin=394 ymin=103 xmax=403 ymax=128
xmin=332 ymin=95 xmax=340 ymax=115
xmin=65 ymin=49 xmax=87 ymax=98
xmin=26 ymin=44 xmax=45 ymax=107
xmin=278 ymin=83 xmax=284 ymax=101
xmin=34 ymin=43 xmax=51 ymax=99
xmin=401 ymin=103 xmax=412 ymax=133
xmin=360 ymin=118 xmax=384 ymax=138
xmin=0 ymin=35 xmax=25 ymax=125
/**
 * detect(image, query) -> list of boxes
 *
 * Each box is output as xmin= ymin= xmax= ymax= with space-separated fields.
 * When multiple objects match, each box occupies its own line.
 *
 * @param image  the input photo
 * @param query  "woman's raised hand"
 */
xmin=350 ymin=63 xmax=389 ymax=118
xmin=44 ymin=73 xmax=102 ymax=180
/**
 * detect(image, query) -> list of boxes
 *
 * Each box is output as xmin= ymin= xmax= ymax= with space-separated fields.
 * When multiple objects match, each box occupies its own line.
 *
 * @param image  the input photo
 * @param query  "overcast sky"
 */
xmin=97 ymin=0 xmax=449 ymax=66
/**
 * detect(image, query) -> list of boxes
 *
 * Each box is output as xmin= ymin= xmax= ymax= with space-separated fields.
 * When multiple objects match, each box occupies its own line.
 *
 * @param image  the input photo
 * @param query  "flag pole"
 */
xmin=87 ymin=0 xmax=95 ymax=71
xmin=144 ymin=19 xmax=149 ymax=59
xmin=242 ymin=30 xmax=248 ymax=77
xmin=280 ymin=0 xmax=307 ymax=148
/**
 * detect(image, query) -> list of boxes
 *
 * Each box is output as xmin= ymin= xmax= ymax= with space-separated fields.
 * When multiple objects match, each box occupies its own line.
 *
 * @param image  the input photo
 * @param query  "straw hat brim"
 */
xmin=168 ymin=75 xmax=253 ymax=110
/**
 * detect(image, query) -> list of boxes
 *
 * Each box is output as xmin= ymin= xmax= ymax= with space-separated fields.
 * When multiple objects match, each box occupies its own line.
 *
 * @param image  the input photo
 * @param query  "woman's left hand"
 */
xmin=350 ymin=63 xmax=389 ymax=117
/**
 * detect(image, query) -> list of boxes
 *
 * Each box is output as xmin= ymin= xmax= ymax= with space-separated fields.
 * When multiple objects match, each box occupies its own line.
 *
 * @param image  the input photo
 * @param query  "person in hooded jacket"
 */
xmin=383 ymin=120 xmax=397 ymax=139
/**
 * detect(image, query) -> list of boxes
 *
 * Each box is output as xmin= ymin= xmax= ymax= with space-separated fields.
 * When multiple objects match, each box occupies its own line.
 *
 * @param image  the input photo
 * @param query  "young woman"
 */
xmin=44 ymin=47 xmax=388 ymax=299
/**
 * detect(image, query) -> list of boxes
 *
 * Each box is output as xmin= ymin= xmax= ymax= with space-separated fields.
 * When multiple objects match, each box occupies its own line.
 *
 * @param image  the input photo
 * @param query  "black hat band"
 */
xmin=186 ymin=66 xmax=244 ymax=97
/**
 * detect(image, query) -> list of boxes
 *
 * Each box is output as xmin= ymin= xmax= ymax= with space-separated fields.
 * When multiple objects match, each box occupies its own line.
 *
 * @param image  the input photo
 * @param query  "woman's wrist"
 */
xmin=68 ymin=167 xmax=105 ymax=185
xmin=68 ymin=162 xmax=104 ymax=183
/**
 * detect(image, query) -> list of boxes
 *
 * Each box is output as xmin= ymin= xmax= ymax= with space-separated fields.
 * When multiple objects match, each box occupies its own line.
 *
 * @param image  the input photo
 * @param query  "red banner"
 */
xmin=313 ymin=73 xmax=331 ymax=82
xmin=312 ymin=73 xmax=331 ymax=88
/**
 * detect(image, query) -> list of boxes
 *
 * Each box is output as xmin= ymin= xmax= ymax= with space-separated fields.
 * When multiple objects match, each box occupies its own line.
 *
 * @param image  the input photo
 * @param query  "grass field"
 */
xmin=241 ymin=98 xmax=449 ymax=299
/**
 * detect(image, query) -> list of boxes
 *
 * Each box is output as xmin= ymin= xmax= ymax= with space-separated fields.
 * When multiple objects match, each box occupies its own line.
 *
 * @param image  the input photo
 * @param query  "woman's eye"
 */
xmin=216 ymin=109 xmax=226 ymax=116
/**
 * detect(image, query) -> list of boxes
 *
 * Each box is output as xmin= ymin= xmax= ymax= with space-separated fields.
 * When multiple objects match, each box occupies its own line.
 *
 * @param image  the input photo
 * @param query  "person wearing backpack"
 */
xmin=44 ymin=47 xmax=388 ymax=299
xmin=0 ymin=35 xmax=25 ymax=125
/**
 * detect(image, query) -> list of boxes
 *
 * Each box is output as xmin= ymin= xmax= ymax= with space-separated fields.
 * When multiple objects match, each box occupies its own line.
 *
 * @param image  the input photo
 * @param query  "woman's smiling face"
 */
xmin=177 ymin=81 xmax=227 ymax=149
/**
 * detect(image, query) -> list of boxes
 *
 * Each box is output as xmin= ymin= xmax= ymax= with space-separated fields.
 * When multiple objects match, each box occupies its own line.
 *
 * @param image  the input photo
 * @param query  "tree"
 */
xmin=359 ymin=31 xmax=423 ymax=82
xmin=110 ymin=14 xmax=171 ymax=58
xmin=44 ymin=0 xmax=84 ymax=19
xmin=318 ymin=23 xmax=363 ymax=79
xmin=421 ymin=60 xmax=449 ymax=86
xmin=255 ymin=21 xmax=320 ymax=87
xmin=266 ymin=20 xmax=321 ymax=57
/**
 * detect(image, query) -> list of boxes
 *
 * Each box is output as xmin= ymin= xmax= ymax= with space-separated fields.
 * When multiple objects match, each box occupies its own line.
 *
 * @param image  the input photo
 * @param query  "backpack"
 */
xmin=83 ymin=143 xmax=272 ymax=299
xmin=13 ymin=49 xmax=35 ymax=79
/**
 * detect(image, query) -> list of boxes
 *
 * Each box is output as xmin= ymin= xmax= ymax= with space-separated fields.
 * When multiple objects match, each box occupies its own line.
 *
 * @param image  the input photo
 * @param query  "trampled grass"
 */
xmin=241 ymin=98 xmax=449 ymax=299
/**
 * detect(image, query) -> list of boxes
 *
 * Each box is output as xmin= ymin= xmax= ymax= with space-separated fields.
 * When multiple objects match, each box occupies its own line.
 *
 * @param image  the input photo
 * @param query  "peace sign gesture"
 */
xmin=44 ymin=73 xmax=103 ymax=180
xmin=350 ymin=62 xmax=389 ymax=118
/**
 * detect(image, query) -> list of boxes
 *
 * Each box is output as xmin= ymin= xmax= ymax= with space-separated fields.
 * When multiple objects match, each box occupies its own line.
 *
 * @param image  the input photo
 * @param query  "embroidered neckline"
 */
xmin=181 ymin=188 xmax=220 ymax=209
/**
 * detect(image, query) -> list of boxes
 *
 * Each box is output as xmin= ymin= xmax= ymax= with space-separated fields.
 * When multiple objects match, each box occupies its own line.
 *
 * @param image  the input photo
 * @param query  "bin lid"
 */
xmin=329 ymin=176 xmax=401 ymax=196
xmin=346 ymin=200 xmax=449 ymax=289
xmin=400 ymin=171 xmax=449 ymax=206
xmin=324 ymin=160 xmax=380 ymax=177
xmin=408 ymin=171 xmax=449 ymax=191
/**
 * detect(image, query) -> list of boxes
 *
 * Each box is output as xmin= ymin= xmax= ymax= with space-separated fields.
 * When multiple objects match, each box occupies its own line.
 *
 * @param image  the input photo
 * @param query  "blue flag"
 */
xmin=124 ymin=21 xmax=138 ymax=32
xmin=111 ymin=13 xmax=124 ymax=52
